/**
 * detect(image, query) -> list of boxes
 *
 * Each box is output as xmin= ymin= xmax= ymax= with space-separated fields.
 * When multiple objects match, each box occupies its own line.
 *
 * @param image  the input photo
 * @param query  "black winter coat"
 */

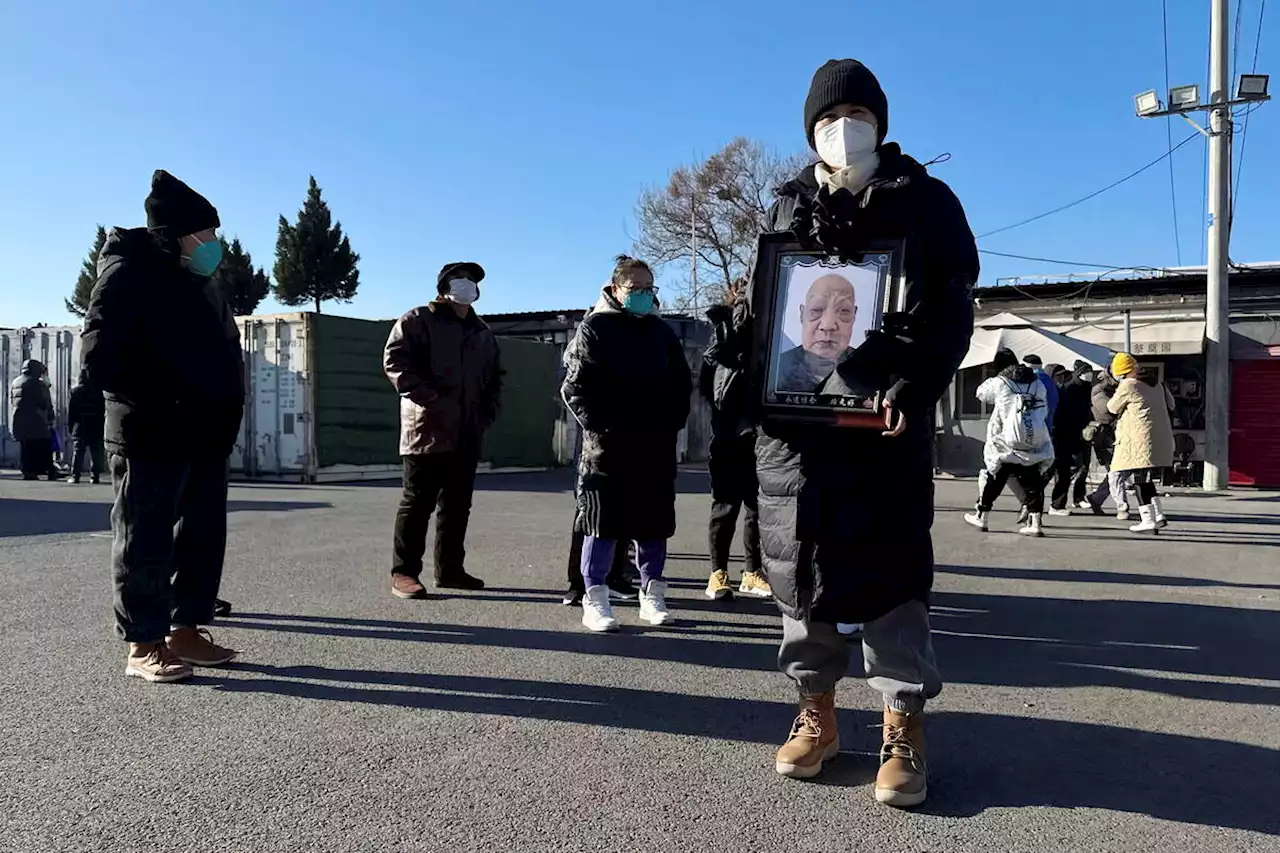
xmin=1054 ymin=371 xmax=1094 ymax=449
xmin=81 ymin=228 xmax=245 ymax=460
xmin=7 ymin=361 xmax=53 ymax=442
xmin=701 ymin=299 xmax=758 ymax=503
xmin=750 ymin=147 xmax=979 ymax=624
xmin=67 ymin=375 xmax=106 ymax=440
xmin=561 ymin=288 xmax=693 ymax=541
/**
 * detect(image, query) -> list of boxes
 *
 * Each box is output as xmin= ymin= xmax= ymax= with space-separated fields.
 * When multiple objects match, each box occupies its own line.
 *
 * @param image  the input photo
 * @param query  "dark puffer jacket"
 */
xmin=751 ymin=146 xmax=979 ymax=624
xmin=701 ymin=297 xmax=758 ymax=503
xmin=7 ymin=360 xmax=54 ymax=442
xmin=81 ymin=227 xmax=246 ymax=460
xmin=67 ymin=370 xmax=106 ymax=440
xmin=561 ymin=287 xmax=693 ymax=541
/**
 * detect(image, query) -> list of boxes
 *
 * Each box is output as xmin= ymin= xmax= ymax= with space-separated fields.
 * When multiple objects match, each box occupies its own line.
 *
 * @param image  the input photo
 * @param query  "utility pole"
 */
xmin=1133 ymin=0 xmax=1270 ymax=492
xmin=690 ymin=195 xmax=699 ymax=316
xmin=1203 ymin=0 xmax=1232 ymax=491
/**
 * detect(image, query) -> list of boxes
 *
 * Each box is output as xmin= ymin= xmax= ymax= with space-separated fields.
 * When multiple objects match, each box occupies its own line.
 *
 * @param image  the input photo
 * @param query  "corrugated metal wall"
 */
xmin=484 ymin=337 xmax=560 ymax=468
xmin=1 ymin=326 xmax=82 ymax=468
xmin=311 ymin=314 xmax=400 ymax=469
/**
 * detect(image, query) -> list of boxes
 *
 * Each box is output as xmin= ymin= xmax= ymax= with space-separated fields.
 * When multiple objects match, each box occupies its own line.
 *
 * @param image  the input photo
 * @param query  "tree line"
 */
xmin=67 ymin=176 xmax=361 ymax=318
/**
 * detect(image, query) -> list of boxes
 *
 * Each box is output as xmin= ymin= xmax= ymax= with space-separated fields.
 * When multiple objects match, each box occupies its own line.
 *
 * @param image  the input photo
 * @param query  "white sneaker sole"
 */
xmin=775 ymin=740 xmax=839 ymax=779
xmin=705 ymin=588 xmax=732 ymax=601
xmin=737 ymin=586 xmax=772 ymax=599
xmin=639 ymin=612 xmax=674 ymax=626
xmin=582 ymin=618 xmax=620 ymax=633
xmin=1018 ymin=529 xmax=1044 ymax=537
xmin=963 ymin=518 xmax=988 ymax=532
xmin=874 ymin=782 xmax=927 ymax=808
xmin=125 ymin=665 xmax=192 ymax=683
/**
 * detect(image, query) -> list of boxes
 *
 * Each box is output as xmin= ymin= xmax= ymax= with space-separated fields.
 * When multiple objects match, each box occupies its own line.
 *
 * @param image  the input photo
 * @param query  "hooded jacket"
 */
xmin=1107 ymin=373 xmax=1176 ymax=471
xmin=747 ymin=145 xmax=979 ymax=624
xmin=976 ymin=364 xmax=1054 ymax=473
xmin=80 ymin=227 xmax=245 ymax=459
xmin=7 ymin=360 xmax=54 ymax=442
xmin=384 ymin=300 xmax=502 ymax=456
xmin=561 ymin=286 xmax=692 ymax=541
xmin=67 ymin=369 xmax=106 ymax=440
xmin=1054 ymin=362 xmax=1095 ymax=446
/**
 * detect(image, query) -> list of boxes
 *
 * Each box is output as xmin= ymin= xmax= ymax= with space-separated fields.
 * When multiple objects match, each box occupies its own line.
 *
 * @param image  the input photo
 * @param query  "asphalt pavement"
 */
xmin=1 ymin=469 xmax=1278 ymax=853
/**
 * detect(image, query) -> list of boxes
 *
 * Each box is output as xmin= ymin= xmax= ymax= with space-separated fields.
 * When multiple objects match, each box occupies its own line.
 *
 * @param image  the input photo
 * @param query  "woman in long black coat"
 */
xmin=560 ymin=255 xmax=692 ymax=633
xmin=718 ymin=60 xmax=978 ymax=808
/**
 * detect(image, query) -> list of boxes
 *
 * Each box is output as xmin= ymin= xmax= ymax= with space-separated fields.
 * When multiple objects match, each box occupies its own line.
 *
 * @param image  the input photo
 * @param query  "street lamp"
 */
xmin=1134 ymin=89 xmax=1162 ymax=117
xmin=1169 ymin=84 xmax=1201 ymax=111
xmin=1237 ymin=73 xmax=1270 ymax=100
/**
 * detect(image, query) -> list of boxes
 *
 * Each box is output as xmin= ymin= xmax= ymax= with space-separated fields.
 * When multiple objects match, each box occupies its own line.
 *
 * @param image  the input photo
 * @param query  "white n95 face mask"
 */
xmin=815 ymin=117 xmax=878 ymax=170
xmin=446 ymin=278 xmax=478 ymax=305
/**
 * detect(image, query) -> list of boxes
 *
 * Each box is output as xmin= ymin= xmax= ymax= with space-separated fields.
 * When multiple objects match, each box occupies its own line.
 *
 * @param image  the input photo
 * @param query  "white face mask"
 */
xmin=445 ymin=278 xmax=478 ymax=305
xmin=815 ymin=117 xmax=878 ymax=170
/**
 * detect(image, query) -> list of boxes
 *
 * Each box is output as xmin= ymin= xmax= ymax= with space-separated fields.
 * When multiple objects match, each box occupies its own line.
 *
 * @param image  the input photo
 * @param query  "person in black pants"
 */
xmin=384 ymin=262 xmax=503 ymax=599
xmin=8 ymin=359 xmax=56 ymax=481
xmin=1047 ymin=361 xmax=1096 ymax=514
xmin=66 ymin=369 xmax=106 ymax=484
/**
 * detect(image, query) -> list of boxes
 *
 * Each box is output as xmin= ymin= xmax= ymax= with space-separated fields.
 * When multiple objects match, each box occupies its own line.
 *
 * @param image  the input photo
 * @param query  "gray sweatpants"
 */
xmin=778 ymin=599 xmax=941 ymax=713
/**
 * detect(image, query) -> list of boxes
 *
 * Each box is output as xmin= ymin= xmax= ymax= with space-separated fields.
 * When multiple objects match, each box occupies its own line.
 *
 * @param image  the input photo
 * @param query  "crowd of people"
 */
xmin=21 ymin=56 xmax=1079 ymax=811
xmin=964 ymin=349 xmax=1177 ymax=535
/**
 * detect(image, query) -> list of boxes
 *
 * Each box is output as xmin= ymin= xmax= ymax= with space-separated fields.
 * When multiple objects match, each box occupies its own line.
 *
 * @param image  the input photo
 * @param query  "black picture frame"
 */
xmin=749 ymin=232 xmax=907 ymax=429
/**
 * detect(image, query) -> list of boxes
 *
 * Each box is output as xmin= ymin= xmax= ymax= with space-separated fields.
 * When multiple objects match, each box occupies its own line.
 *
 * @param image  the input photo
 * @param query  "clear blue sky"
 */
xmin=1 ymin=0 xmax=1275 ymax=326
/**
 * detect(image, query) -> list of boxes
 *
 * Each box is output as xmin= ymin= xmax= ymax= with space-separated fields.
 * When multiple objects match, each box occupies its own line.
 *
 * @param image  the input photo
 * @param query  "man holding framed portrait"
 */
xmin=715 ymin=59 xmax=979 ymax=808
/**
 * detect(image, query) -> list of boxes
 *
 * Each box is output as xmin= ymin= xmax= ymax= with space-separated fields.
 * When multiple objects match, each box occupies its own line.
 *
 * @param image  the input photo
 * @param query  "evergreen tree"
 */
xmin=273 ymin=176 xmax=360 ymax=313
xmin=66 ymin=225 xmax=107 ymax=318
xmin=213 ymin=237 xmax=271 ymax=316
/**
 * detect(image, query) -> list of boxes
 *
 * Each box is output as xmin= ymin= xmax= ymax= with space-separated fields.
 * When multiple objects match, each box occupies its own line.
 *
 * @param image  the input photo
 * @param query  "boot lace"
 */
xmin=878 ymin=721 xmax=924 ymax=772
xmin=790 ymin=708 xmax=824 ymax=741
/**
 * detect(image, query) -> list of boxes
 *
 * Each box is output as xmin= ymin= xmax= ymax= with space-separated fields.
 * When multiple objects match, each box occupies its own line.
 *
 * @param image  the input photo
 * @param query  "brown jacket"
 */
xmin=1107 ymin=376 xmax=1175 ymax=471
xmin=383 ymin=302 xmax=502 ymax=455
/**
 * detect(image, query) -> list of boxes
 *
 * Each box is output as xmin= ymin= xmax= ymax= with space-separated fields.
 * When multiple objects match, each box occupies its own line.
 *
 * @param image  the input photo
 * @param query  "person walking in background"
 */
xmin=965 ymin=347 xmax=1053 ymax=536
xmin=66 ymin=369 xmax=106 ymax=485
xmin=1107 ymin=353 xmax=1176 ymax=534
xmin=560 ymin=255 xmax=692 ymax=632
xmin=384 ymin=262 xmax=503 ymax=599
xmin=8 ymin=359 xmax=56 ymax=481
xmin=1047 ymin=361 xmax=1096 ymax=515
xmin=728 ymin=59 xmax=977 ymax=808
xmin=1022 ymin=354 xmax=1059 ymax=431
xmin=700 ymin=280 xmax=771 ymax=601
xmin=82 ymin=170 xmax=245 ymax=683
xmin=1081 ymin=366 xmax=1130 ymax=519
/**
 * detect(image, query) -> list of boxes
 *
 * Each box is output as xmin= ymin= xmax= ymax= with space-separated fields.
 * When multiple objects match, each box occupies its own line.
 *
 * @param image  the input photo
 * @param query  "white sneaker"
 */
xmin=1048 ymin=508 xmax=1072 ymax=517
xmin=836 ymin=623 xmax=863 ymax=637
xmin=638 ymin=580 xmax=674 ymax=626
xmin=963 ymin=511 xmax=989 ymax=531
xmin=1116 ymin=507 xmax=1131 ymax=521
xmin=1129 ymin=505 xmax=1161 ymax=534
xmin=1019 ymin=512 xmax=1045 ymax=537
xmin=1016 ymin=506 xmax=1030 ymax=525
xmin=581 ymin=585 xmax=620 ymax=632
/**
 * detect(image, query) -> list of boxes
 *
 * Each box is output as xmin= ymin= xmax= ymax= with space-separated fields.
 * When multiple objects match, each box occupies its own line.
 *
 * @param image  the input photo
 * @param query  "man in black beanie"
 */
xmin=383 ymin=262 xmax=503 ymax=599
xmin=705 ymin=59 xmax=978 ymax=808
xmin=81 ymin=170 xmax=246 ymax=683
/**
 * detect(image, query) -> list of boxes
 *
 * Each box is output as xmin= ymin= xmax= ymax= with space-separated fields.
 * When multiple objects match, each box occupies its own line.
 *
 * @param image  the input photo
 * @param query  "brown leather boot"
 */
xmin=874 ymin=707 xmax=928 ymax=808
xmin=775 ymin=692 xmax=838 ymax=779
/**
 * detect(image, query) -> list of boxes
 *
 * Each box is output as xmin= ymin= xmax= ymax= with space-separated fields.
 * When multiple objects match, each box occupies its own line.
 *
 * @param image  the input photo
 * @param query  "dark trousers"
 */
xmin=566 ymin=526 xmax=633 ymax=592
xmin=707 ymin=434 xmax=761 ymax=575
xmin=392 ymin=452 xmax=479 ymax=581
xmin=110 ymin=454 xmax=229 ymax=643
xmin=19 ymin=438 xmax=53 ymax=479
xmin=72 ymin=433 xmax=106 ymax=480
xmin=1049 ymin=444 xmax=1091 ymax=510
xmin=709 ymin=497 xmax=761 ymax=574
xmin=979 ymin=462 xmax=1045 ymax=513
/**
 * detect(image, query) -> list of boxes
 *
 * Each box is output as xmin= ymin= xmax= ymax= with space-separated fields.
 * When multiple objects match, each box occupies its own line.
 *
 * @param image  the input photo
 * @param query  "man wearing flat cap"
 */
xmin=383 ymin=262 xmax=503 ymax=600
xmin=82 ymin=169 xmax=246 ymax=683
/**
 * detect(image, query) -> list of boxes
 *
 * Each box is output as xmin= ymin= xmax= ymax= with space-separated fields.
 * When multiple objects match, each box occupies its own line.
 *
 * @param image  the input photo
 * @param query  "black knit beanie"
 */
xmin=804 ymin=59 xmax=889 ymax=148
xmin=145 ymin=170 xmax=220 ymax=240
xmin=992 ymin=348 xmax=1019 ymax=372
xmin=437 ymin=261 xmax=486 ymax=297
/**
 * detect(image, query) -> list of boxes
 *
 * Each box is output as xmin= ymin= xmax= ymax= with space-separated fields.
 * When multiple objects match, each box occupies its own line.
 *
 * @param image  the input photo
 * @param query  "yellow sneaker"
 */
xmin=704 ymin=569 xmax=733 ymax=600
xmin=738 ymin=570 xmax=773 ymax=598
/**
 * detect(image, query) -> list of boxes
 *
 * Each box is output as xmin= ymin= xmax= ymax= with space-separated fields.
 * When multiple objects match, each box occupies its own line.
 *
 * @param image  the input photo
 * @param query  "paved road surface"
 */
xmin=2 ymin=470 xmax=1277 ymax=853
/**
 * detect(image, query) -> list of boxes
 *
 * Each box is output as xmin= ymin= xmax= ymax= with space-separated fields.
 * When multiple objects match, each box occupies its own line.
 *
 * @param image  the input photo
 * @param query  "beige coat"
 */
xmin=1107 ymin=377 xmax=1175 ymax=471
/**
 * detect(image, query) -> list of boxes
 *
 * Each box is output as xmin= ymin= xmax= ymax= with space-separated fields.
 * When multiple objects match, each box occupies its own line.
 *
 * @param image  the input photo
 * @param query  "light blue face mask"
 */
xmin=621 ymin=289 xmax=655 ymax=315
xmin=186 ymin=237 xmax=223 ymax=277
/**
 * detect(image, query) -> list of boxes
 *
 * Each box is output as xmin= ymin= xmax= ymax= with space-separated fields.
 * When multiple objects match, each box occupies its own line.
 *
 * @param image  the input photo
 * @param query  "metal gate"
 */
xmin=1229 ymin=359 xmax=1280 ymax=487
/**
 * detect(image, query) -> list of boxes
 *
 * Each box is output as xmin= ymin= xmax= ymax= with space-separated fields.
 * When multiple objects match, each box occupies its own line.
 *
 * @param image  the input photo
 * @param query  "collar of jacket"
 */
xmin=778 ymin=143 xmax=924 ymax=209
xmin=592 ymin=284 xmax=661 ymax=317
xmin=427 ymin=300 xmax=487 ymax=328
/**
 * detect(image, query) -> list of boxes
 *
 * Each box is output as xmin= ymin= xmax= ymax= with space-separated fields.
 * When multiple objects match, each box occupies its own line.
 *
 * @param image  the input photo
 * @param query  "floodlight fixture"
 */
xmin=1134 ymin=90 xmax=1162 ymax=117
xmin=1237 ymin=74 xmax=1270 ymax=99
xmin=1169 ymin=85 xmax=1201 ymax=110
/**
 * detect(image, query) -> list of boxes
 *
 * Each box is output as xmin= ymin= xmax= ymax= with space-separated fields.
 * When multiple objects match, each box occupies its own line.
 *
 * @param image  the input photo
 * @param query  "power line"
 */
xmin=978 ymin=249 xmax=1163 ymax=270
xmin=1233 ymin=0 xmax=1267 ymax=221
xmin=977 ymin=132 xmax=1201 ymax=239
xmin=1162 ymin=0 xmax=1184 ymax=264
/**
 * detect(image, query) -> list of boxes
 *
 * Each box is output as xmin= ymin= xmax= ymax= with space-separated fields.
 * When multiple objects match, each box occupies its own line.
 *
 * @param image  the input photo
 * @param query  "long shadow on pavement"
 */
xmin=940 ymin=563 xmax=1280 ymax=591
xmin=0 ymin=497 xmax=332 ymax=537
xmin=204 ymin=665 xmax=1279 ymax=835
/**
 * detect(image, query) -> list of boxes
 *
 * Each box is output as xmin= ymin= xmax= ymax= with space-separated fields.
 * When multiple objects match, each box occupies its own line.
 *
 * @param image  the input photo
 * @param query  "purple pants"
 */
xmin=582 ymin=537 xmax=666 ymax=588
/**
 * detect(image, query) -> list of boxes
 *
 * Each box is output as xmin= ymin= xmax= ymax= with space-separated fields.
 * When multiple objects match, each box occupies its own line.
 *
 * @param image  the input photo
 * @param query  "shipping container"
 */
xmin=1 ymin=325 xmax=82 ymax=469
xmin=234 ymin=312 xmax=563 ymax=482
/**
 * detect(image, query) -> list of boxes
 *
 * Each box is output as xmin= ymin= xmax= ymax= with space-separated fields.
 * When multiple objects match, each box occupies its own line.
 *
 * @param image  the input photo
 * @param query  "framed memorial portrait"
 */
xmin=750 ymin=233 xmax=906 ymax=428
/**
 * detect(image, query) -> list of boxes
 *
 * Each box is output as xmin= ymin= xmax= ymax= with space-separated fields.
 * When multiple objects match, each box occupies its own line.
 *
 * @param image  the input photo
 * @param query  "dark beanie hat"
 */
xmin=993 ymin=348 xmax=1019 ymax=372
xmin=437 ymin=261 xmax=486 ymax=296
xmin=804 ymin=59 xmax=889 ymax=148
xmin=145 ymin=170 xmax=220 ymax=240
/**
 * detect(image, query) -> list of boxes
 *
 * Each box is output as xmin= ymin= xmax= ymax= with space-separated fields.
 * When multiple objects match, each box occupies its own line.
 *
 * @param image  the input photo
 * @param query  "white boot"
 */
xmin=1019 ymin=512 xmax=1044 ymax=537
xmin=963 ymin=510 xmax=989 ymax=531
xmin=1129 ymin=505 xmax=1161 ymax=534
xmin=581 ymin=585 xmax=620 ymax=632
xmin=638 ymin=580 xmax=674 ymax=626
xmin=1151 ymin=496 xmax=1169 ymax=528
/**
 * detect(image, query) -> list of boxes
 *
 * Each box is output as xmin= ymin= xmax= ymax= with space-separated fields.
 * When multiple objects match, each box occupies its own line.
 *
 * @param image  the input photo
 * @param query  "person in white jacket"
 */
xmin=965 ymin=348 xmax=1055 ymax=536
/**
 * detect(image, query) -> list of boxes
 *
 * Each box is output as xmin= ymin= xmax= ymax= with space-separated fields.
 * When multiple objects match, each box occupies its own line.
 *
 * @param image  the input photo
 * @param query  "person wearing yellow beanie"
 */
xmin=1111 ymin=352 xmax=1138 ymax=378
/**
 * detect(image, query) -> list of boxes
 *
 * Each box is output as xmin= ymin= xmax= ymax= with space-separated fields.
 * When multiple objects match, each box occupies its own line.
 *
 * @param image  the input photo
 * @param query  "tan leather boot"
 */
xmin=875 ymin=707 xmax=927 ymax=808
xmin=775 ymin=692 xmax=838 ymax=779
